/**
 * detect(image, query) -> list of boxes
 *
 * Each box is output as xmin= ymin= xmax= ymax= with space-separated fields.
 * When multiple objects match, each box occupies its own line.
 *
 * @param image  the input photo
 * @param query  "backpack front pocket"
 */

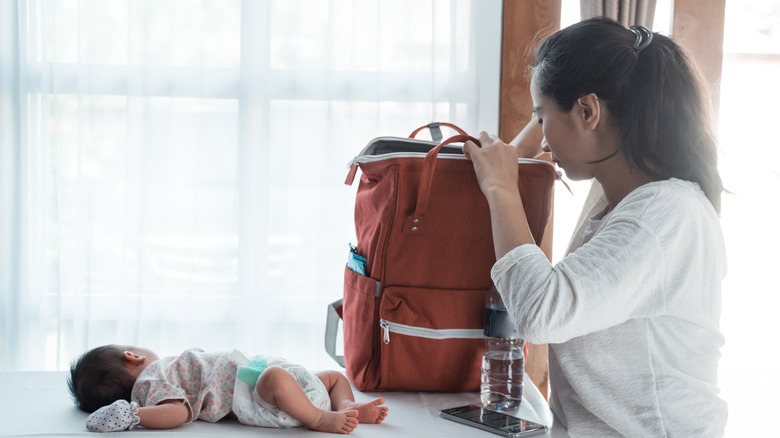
xmin=377 ymin=285 xmax=486 ymax=391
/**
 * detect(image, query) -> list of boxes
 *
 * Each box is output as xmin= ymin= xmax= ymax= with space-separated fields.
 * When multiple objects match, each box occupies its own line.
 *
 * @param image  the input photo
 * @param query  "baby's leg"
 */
xmin=316 ymin=371 xmax=388 ymax=424
xmin=256 ymin=366 xmax=358 ymax=434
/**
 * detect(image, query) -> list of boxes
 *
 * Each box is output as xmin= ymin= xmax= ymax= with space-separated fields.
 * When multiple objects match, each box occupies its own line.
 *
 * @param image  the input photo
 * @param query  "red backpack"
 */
xmin=326 ymin=123 xmax=557 ymax=392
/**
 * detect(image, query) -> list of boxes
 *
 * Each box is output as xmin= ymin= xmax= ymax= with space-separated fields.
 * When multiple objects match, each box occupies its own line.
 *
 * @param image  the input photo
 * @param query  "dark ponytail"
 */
xmin=533 ymin=17 xmax=723 ymax=213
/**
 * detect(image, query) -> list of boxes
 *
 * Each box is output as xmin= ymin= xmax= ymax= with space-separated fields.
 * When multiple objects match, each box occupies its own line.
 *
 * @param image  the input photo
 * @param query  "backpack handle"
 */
xmin=408 ymin=122 xmax=467 ymax=142
xmin=407 ymin=134 xmax=480 ymax=232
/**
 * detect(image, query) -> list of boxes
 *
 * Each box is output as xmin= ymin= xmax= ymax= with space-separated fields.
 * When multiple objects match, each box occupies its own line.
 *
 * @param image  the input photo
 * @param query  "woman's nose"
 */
xmin=541 ymin=137 xmax=550 ymax=153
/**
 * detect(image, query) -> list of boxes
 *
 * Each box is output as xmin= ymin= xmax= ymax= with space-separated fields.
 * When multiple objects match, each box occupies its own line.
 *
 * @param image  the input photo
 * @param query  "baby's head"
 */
xmin=68 ymin=345 xmax=136 ymax=413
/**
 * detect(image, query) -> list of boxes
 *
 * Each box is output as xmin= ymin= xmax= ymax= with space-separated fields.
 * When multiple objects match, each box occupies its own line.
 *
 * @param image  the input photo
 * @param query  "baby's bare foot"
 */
xmin=339 ymin=397 xmax=389 ymax=424
xmin=306 ymin=409 xmax=359 ymax=434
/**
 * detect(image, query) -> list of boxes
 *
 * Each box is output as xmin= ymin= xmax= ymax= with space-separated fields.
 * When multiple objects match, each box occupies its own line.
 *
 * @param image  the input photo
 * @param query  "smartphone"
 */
xmin=439 ymin=404 xmax=548 ymax=437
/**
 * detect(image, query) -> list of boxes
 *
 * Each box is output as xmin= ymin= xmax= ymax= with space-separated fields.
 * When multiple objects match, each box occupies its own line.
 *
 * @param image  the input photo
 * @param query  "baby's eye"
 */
xmin=537 ymin=118 xmax=543 ymax=126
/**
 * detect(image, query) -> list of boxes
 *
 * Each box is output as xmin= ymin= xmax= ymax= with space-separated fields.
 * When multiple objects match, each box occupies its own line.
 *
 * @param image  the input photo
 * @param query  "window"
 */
xmin=717 ymin=1 xmax=780 ymax=435
xmin=0 ymin=0 xmax=502 ymax=372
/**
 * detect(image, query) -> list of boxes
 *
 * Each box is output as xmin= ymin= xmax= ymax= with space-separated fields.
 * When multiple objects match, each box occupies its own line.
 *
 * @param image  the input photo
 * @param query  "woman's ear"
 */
xmin=575 ymin=93 xmax=601 ymax=130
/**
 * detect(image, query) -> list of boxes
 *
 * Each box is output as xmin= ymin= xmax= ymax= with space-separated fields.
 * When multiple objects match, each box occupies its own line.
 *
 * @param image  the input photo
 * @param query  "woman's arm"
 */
xmin=137 ymin=400 xmax=190 ymax=429
xmin=464 ymin=118 xmax=546 ymax=259
xmin=464 ymin=131 xmax=536 ymax=260
xmin=492 ymin=216 xmax=666 ymax=344
xmin=509 ymin=118 xmax=544 ymax=159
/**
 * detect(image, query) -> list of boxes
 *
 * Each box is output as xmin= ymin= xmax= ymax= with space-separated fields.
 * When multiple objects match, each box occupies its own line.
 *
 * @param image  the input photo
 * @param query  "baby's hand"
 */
xmin=86 ymin=400 xmax=141 ymax=432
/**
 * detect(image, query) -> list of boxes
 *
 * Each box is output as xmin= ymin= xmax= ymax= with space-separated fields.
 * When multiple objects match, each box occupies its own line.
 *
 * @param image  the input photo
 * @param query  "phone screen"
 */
xmin=440 ymin=404 xmax=547 ymax=437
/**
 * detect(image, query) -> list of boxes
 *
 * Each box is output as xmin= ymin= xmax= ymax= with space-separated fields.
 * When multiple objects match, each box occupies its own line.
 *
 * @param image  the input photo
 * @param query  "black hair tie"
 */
xmin=628 ymin=25 xmax=654 ymax=54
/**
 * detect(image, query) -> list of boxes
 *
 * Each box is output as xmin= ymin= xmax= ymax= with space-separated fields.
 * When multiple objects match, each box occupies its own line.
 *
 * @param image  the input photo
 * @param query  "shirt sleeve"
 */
xmin=132 ymin=361 xmax=194 ymax=423
xmin=491 ymin=215 xmax=667 ymax=344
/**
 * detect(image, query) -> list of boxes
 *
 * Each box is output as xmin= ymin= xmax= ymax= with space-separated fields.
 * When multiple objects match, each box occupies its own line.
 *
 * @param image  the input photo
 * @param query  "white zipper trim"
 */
xmin=379 ymin=319 xmax=484 ymax=344
xmin=353 ymin=136 xmax=437 ymax=159
xmin=347 ymin=151 xmax=467 ymax=168
xmin=349 ymin=153 xmax=555 ymax=170
xmin=346 ymin=135 xmax=557 ymax=172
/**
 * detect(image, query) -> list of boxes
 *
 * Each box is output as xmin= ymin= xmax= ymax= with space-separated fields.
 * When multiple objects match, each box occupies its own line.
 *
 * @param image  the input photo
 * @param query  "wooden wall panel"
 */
xmin=671 ymin=0 xmax=726 ymax=115
xmin=499 ymin=0 xmax=562 ymax=401
xmin=499 ymin=1 xmax=562 ymax=143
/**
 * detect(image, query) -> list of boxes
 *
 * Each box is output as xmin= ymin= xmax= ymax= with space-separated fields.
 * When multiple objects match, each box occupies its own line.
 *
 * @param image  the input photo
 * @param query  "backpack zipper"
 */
xmin=379 ymin=319 xmax=484 ymax=344
xmin=348 ymin=152 xmax=556 ymax=167
xmin=344 ymin=141 xmax=561 ymax=186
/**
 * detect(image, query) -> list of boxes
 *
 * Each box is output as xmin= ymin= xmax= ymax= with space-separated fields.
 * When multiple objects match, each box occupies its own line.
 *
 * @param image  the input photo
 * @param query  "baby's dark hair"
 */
xmin=68 ymin=345 xmax=136 ymax=413
xmin=533 ymin=17 xmax=723 ymax=213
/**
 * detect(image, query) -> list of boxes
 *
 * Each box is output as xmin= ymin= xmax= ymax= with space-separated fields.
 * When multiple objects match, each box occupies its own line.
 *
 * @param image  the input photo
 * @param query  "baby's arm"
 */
xmin=137 ymin=400 xmax=189 ymax=429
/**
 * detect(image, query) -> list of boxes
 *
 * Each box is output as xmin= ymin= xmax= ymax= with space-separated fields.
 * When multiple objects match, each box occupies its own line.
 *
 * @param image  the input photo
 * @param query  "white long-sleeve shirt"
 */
xmin=492 ymin=179 xmax=727 ymax=437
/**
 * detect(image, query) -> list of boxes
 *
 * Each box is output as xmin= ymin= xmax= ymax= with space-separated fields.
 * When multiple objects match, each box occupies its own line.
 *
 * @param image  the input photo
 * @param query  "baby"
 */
xmin=68 ymin=345 xmax=388 ymax=434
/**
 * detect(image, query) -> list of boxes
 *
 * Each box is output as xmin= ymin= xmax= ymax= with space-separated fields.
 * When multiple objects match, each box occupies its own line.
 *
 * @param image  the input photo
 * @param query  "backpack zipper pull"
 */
xmin=344 ymin=159 xmax=359 ymax=186
xmin=380 ymin=320 xmax=390 ymax=344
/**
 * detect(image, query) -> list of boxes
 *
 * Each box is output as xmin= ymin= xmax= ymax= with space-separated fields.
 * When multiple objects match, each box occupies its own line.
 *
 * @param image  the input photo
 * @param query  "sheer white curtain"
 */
xmin=0 ymin=0 xmax=502 ymax=372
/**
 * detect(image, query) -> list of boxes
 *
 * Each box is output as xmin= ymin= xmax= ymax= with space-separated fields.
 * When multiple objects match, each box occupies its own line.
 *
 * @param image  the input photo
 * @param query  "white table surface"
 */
xmin=0 ymin=371 xmax=569 ymax=437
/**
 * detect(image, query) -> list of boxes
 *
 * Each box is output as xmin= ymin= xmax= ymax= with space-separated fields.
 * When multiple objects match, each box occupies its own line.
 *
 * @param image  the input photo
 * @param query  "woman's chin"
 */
xmin=560 ymin=168 xmax=589 ymax=182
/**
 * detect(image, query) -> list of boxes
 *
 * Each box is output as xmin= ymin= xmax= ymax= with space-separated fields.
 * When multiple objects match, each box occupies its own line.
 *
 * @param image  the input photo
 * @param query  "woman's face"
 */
xmin=530 ymin=75 xmax=596 ymax=181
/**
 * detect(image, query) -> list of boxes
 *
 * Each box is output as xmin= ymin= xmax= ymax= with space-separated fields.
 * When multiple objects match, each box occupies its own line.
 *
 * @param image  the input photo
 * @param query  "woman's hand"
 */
xmin=464 ymin=131 xmax=535 ymax=258
xmin=463 ymin=131 xmax=521 ymax=201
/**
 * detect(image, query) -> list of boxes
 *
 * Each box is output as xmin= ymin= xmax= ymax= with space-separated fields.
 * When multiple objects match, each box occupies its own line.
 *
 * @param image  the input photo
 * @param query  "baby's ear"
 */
xmin=122 ymin=350 xmax=145 ymax=364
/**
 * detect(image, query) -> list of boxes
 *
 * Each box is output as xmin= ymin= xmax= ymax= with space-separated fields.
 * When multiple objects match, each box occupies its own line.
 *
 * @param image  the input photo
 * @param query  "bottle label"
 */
xmin=483 ymin=305 xmax=519 ymax=339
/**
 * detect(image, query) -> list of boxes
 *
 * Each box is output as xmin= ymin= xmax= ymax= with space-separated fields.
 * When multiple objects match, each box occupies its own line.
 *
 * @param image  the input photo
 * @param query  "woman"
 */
xmin=464 ymin=17 xmax=727 ymax=437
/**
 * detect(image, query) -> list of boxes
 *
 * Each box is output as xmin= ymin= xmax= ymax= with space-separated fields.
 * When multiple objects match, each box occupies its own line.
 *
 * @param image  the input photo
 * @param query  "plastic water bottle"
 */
xmin=481 ymin=286 xmax=524 ymax=410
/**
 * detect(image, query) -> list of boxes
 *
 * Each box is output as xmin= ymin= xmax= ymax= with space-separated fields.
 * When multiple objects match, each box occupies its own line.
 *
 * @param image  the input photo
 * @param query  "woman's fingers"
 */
xmin=465 ymin=131 xmax=506 ymax=160
xmin=463 ymin=139 xmax=478 ymax=160
xmin=464 ymin=132 xmax=519 ymax=197
xmin=479 ymin=131 xmax=497 ymax=145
